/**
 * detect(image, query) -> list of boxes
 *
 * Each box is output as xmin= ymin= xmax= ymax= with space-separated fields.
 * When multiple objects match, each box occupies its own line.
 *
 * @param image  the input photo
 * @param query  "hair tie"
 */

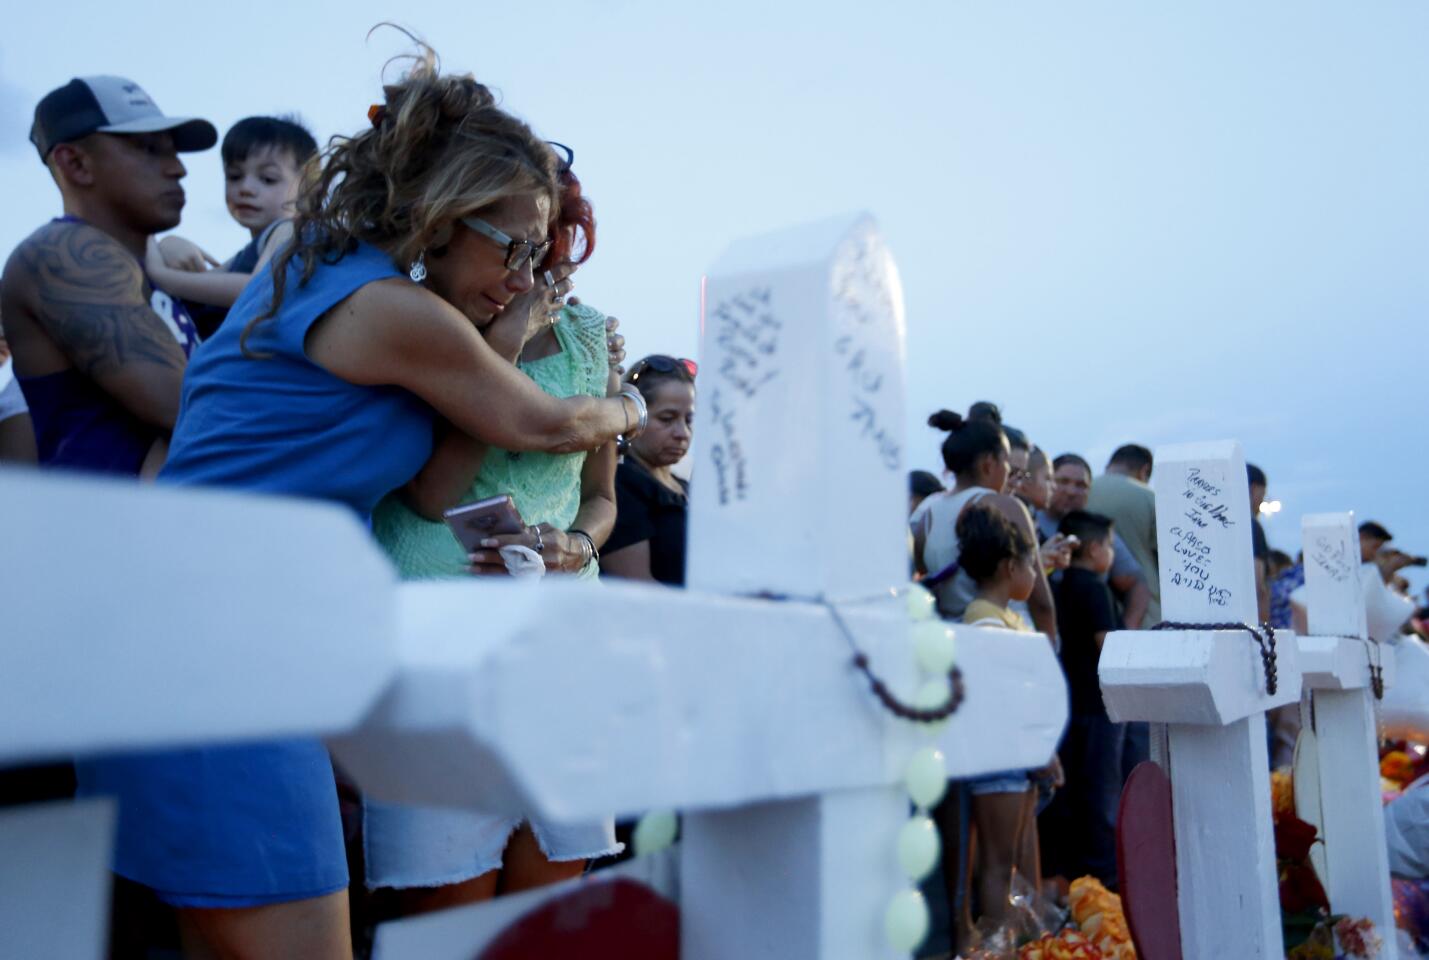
xmin=367 ymin=104 xmax=387 ymax=128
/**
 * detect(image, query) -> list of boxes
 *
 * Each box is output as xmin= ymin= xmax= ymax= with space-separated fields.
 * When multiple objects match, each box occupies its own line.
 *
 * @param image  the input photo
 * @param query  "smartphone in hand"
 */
xmin=443 ymin=495 xmax=525 ymax=554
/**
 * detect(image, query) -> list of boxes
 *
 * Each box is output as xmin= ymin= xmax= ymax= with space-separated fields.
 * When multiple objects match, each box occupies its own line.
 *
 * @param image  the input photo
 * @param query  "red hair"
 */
xmin=542 ymin=167 xmax=596 ymax=269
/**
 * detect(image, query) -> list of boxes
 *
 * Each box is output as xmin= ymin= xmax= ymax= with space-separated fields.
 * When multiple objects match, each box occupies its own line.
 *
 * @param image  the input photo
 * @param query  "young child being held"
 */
xmin=954 ymin=502 xmax=1046 ymax=936
xmin=146 ymin=115 xmax=317 ymax=337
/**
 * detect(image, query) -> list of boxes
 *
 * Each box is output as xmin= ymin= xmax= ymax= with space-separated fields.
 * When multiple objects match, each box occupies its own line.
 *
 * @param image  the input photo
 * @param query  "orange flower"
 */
xmin=1271 ymin=768 xmax=1295 ymax=815
xmin=1381 ymin=751 xmax=1414 ymax=785
xmin=1069 ymin=877 xmax=1121 ymax=923
xmin=1017 ymin=931 xmax=1107 ymax=960
xmin=1067 ymin=877 xmax=1136 ymax=957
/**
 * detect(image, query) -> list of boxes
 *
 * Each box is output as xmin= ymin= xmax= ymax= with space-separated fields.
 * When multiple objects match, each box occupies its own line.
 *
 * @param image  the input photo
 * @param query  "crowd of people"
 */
xmin=0 ymin=40 xmax=1426 ymax=960
xmin=905 ymin=404 xmax=1426 ymax=954
xmin=0 ymin=43 xmax=697 ymax=959
xmin=908 ymin=408 xmax=1158 ymax=949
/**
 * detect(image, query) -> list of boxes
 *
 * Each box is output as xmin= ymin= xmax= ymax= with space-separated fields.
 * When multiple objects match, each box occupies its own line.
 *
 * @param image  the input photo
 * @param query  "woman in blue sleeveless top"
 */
xmin=77 ymin=48 xmax=648 ymax=959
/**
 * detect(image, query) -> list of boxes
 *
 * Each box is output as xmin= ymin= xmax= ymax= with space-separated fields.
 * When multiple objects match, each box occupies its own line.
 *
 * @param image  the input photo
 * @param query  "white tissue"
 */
xmin=499 ymin=545 xmax=546 ymax=579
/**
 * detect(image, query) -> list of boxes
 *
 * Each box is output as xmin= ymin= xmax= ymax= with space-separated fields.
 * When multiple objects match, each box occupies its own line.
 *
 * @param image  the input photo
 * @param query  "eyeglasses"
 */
xmin=459 ymin=216 xmax=552 ymax=272
xmin=546 ymin=140 xmax=574 ymax=173
xmin=1007 ymin=468 xmax=1033 ymax=484
xmin=629 ymin=355 xmax=698 ymax=381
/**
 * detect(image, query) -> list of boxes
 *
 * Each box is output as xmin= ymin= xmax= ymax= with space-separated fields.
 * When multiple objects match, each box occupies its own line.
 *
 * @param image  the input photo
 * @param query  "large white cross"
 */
xmin=0 ymin=215 xmax=1068 ymax=960
xmin=1294 ymin=512 xmax=1397 ymax=952
xmin=1100 ymin=441 xmax=1304 ymax=960
xmin=334 ymin=214 xmax=1069 ymax=959
xmin=0 ymin=466 xmax=401 ymax=959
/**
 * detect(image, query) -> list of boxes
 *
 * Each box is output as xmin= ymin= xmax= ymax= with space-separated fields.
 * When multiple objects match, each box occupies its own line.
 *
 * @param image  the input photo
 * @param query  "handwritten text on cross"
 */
xmin=831 ymin=235 xmax=901 ymax=471
xmin=1168 ymin=467 xmax=1235 ymax=607
xmin=707 ymin=286 xmax=780 ymax=505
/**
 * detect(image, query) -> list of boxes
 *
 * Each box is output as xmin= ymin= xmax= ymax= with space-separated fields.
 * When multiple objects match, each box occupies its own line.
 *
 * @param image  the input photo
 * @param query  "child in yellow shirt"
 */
xmin=956 ymin=502 xmax=1046 ymax=933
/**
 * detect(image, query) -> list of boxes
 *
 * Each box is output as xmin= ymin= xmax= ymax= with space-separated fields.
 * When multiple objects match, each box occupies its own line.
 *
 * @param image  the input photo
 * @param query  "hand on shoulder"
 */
xmin=156 ymin=235 xmax=220 ymax=273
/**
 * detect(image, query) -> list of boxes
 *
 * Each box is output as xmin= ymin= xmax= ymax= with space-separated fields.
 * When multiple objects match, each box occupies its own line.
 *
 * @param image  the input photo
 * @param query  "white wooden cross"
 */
xmin=336 ymin=214 xmax=1069 ymax=959
xmin=0 ymin=214 xmax=1069 ymax=960
xmin=1294 ymin=512 xmax=1397 ymax=952
xmin=0 ymin=465 xmax=401 ymax=960
xmin=1100 ymin=440 xmax=1304 ymax=960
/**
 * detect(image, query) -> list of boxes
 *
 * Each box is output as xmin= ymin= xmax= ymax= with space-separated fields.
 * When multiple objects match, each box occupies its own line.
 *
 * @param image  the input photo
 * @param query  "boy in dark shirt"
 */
xmin=1041 ymin=510 xmax=1123 ymax=887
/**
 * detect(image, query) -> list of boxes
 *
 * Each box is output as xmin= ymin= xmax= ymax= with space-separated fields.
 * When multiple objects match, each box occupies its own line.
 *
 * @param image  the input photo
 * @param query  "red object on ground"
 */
xmin=1273 ymin=813 xmax=1320 ymax=864
xmin=1274 ymin=812 xmax=1329 ymax=915
xmin=1116 ymin=761 xmax=1182 ymax=960
xmin=477 ymin=878 xmax=679 ymax=960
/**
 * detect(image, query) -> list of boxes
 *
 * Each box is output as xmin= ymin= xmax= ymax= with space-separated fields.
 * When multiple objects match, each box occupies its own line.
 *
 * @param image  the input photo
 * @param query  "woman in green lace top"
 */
xmin=365 ymin=160 xmax=625 ymax=916
xmin=371 ymin=296 xmax=615 ymax=580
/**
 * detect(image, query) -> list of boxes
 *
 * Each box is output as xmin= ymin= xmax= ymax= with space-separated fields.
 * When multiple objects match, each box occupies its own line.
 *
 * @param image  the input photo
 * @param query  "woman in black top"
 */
xmin=602 ymin=355 xmax=695 ymax=585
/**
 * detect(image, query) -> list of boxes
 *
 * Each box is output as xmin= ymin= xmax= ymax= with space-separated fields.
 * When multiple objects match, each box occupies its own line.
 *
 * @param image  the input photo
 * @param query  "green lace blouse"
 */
xmin=372 ymin=302 xmax=611 ymax=580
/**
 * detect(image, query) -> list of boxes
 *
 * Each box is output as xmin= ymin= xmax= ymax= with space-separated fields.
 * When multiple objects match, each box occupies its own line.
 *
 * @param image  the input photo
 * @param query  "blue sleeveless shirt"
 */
xmin=79 ymin=241 xmax=435 ymax=906
xmin=161 ymin=240 xmax=434 ymax=517
xmin=18 ymin=218 xmax=200 ymax=476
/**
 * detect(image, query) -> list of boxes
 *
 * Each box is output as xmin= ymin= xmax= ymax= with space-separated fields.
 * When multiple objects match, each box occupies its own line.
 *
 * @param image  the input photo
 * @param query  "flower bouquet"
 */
xmin=1275 ymin=765 xmax=1383 ymax=958
xmin=1066 ymin=877 xmax=1136 ymax=960
xmin=963 ymin=874 xmax=1136 ymax=959
xmin=1017 ymin=929 xmax=1105 ymax=960
xmin=1285 ymin=916 xmax=1383 ymax=959
xmin=1380 ymin=740 xmax=1429 ymax=800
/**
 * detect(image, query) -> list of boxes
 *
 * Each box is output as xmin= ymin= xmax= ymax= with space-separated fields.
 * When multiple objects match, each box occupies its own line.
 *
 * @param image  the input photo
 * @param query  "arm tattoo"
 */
xmin=17 ymin=224 xmax=186 ymax=379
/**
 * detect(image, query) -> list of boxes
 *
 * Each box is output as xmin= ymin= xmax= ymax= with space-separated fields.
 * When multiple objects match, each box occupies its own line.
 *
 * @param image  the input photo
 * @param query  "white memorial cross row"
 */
xmin=1100 ymin=440 xmax=1303 ymax=960
xmin=0 ymin=215 xmax=1068 ymax=960
xmin=1293 ymin=512 xmax=1397 ymax=953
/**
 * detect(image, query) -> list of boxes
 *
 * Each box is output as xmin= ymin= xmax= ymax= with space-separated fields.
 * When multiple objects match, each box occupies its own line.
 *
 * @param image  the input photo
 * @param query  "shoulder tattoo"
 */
xmin=16 ymin=224 xmax=185 ymax=378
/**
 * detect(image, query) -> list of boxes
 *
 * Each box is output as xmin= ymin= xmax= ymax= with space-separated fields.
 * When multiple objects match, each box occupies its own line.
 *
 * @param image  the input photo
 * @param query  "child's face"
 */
xmin=1007 ymin=551 xmax=1038 ymax=603
xmin=1082 ymin=533 xmax=1116 ymax=576
xmin=225 ymin=146 xmax=303 ymax=233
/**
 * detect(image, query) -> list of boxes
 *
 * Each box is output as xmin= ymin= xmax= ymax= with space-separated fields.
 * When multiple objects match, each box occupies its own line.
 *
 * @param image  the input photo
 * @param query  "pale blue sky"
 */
xmin=3 ymin=2 xmax=1424 ymax=593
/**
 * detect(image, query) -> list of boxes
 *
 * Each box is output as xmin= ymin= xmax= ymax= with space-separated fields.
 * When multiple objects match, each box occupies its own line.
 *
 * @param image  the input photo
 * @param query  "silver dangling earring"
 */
xmin=408 ymin=250 xmax=427 ymax=284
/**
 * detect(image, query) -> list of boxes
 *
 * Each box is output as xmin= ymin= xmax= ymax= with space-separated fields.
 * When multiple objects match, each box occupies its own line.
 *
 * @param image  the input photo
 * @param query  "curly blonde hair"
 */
xmin=242 ymin=35 xmax=558 ymax=353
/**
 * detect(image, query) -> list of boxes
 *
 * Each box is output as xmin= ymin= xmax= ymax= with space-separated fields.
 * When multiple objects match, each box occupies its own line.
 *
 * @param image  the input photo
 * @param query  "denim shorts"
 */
xmin=363 ymin=800 xmax=623 ymax=889
xmin=965 ymin=769 xmax=1032 ymax=797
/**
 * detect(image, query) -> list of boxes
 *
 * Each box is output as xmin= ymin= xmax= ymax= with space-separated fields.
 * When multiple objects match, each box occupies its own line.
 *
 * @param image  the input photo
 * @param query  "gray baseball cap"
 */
xmin=30 ymin=76 xmax=217 ymax=160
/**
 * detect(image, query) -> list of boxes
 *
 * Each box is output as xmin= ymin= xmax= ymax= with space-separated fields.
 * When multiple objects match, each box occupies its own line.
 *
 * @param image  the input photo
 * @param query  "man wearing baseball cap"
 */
xmin=1 ymin=76 xmax=216 ymax=478
xmin=0 ymin=76 xmax=216 ymax=952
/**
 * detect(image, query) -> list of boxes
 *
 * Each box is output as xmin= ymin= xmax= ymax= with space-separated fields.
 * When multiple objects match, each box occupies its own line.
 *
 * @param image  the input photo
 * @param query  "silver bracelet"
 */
xmin=619 ymin=384 xmax=649 ymax=438
xmin=618 ymin=385 xmax=637 ymax=427
xmin=568 ymin=528 xmax=599 ymax=568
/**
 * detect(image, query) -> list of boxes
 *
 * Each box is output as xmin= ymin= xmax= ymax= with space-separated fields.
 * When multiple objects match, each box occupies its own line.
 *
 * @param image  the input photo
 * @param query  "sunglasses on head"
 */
xmin=459 ymin=215 xmax=552 ymax=272
xmin=630 ymin=355 xmax=698 ymax=381
xmin=546 ymin=140 xmax=574 ymax=173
